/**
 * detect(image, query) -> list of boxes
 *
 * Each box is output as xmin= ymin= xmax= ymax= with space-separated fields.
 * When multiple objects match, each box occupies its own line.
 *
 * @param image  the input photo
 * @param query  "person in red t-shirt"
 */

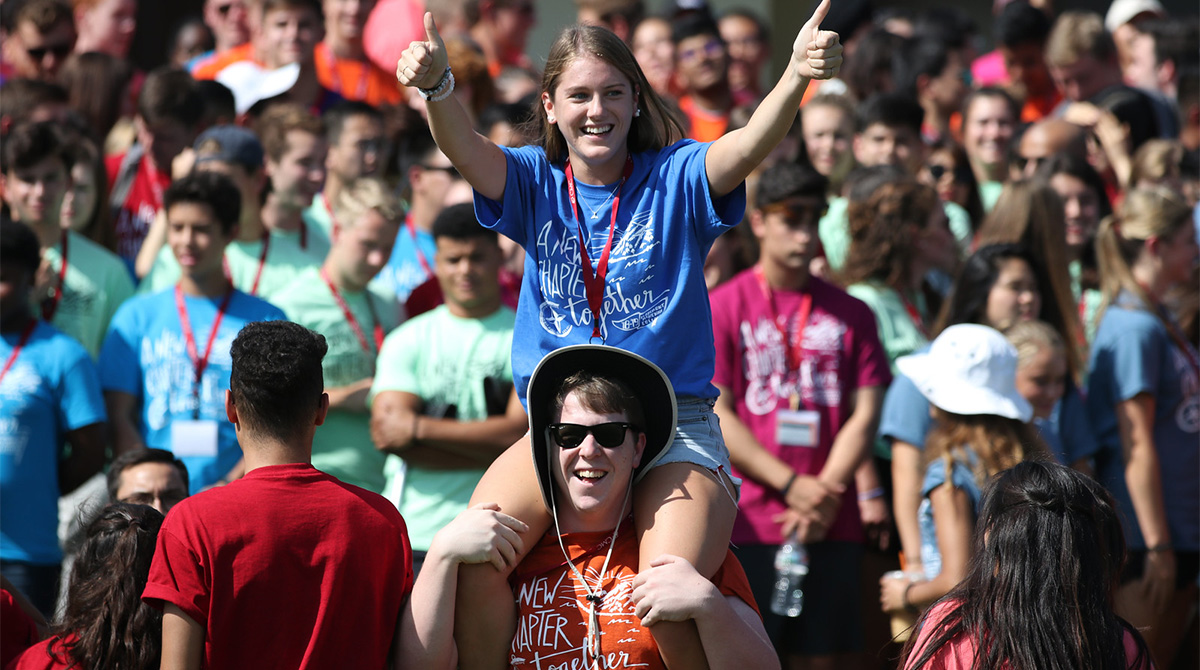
xmin=143 ymin=321 xmax=413 ymax=670
xmin=105 ymin=67 xmax=203 ymax=273
xmin=399 ymin=346 xmax=779 ymax=670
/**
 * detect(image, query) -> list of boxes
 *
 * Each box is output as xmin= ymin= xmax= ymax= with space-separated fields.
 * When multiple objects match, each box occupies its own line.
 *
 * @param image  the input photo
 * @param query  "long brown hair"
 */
xmin=839 ymin=179 xmax=939 ymax=290
xmin=1095 ymin=186 xmax=1193 ymax=341
xmin=925 ymin=408 xmax=1045 ymax=491
xmin=52 ymin=503 xmax=164 ymax=670
xmin=974 ymin=180 xmax=1083 ymax=381
xmin=534 ymin=24 xmax=684 ymax=165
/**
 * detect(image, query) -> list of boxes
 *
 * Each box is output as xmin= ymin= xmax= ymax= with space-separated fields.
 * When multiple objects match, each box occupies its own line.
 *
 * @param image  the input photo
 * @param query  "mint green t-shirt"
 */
xmin=304 ymin=192 xmax=334 ymax=239
xmin=368 ymin=305 xmax=515 ymax=551
xmin=1070 ymin=259 xmax=1104 ymax=345
xmin=46 ymin=230 xmax=135 ymax=358
xmin=846 ymin=281 xmax=930 ymax=372
xmin=979 ymin=180 xmax=1004 ymax=213
xmin=140 ymin=212 xmax=330 ymax=302
xmin=275 ymin=267 xmax=403 ymax=492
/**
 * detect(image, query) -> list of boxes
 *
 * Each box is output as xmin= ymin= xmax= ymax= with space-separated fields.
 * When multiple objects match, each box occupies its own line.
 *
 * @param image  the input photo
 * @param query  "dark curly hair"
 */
xmin=163 ymin=171 xmax=242 ymax=235
xmin=904 ymin=460 xmax=1152 ymax=670
xmin=48 ymin=503 xmax=164 ymax=670
xmin=230 ymin=320 xmax=327 ymax=441
xmin=839 ymin=178 xmax=939 ymax=290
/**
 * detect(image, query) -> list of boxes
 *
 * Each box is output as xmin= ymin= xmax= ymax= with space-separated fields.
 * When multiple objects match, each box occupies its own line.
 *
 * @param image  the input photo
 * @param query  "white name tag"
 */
xmin=776 ymin=409 xmax=820 ymax=448
xmin=171 ymin=420 xmax=219 ymax=458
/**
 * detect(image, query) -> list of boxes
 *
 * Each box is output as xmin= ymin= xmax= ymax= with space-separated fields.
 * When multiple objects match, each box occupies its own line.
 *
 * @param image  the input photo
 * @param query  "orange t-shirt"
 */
xmin=508 ymin=519 xmax=758 ymax=670
xmin=679 ymin=95 xmax=730 ymax=143
xmin=190 ymin=43 xmax=255 ymax=81
xmin=314 ymin=41 xmax=402 ymax=106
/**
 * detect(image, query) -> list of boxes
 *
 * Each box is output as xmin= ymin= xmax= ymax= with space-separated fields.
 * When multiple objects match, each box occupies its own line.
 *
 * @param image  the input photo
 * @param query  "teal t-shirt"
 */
xmin=979 ymin=180 xmax=1004 ymax=213
xmin=140 ymin=213 xmax=330 ymax=302
xmin=45 ymin=230 xmax=135 ymax=358
xmin=275 ymin=267 xmax=403 ymax=492
xmin=1069 ymin=259 xmax=1104 ymax=345
xmin=846 ymin=281 xmax=930 ymax=373
xmin=368 ymin=305 xmax=516 ymax=551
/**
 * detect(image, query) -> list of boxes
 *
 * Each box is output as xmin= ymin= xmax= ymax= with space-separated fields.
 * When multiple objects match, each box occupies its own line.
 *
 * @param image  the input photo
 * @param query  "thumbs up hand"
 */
xmin=396 ymin=12 xmax=449 ymax=89
xmin=793 ymin=0 xmax=843 ymax=81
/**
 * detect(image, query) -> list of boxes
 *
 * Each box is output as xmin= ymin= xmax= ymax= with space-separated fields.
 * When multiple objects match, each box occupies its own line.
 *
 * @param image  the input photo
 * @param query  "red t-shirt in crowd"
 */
xmin=0 ymin=589 xmax=40 ymax=667
xmin=6 ymin=635 xmax=76 ymax=670
xmin=711 ymin=270 xmax=892 ymax=546
xmin=142 ymin=463 xmax=413 ymax=670
xmin=105 ymin=151 xmax=171 ymax=268
xmin=508 ymin=518 xmax=758 ymax=670
xmin=904 ymin=600 xmax=1149 ymax=669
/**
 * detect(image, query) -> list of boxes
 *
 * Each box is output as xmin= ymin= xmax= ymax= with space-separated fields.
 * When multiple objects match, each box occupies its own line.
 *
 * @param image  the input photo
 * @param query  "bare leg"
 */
xmin=454 ymin=436 xmax=551 ymax=670
xmin=635 ymin=462 xmax=739 ymax=670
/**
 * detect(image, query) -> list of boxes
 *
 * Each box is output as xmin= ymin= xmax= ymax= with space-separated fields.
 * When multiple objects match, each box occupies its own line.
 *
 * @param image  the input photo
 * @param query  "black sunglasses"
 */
xmin=26 ymin=43 xmax=72 ymax=61
xmin=929 ymin=163 xmax=973 ymax=183
xmin=548 ymin=422 xmax=637 ymax=449
xmin=420 ymin=164 xmax=460 ymax=179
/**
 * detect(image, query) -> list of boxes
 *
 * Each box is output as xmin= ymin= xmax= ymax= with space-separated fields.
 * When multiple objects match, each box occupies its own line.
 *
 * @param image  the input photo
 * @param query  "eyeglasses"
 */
xmin=678 ymin=40 xmax=725 ymax=63
xmin=26 ymin=43 xmax=72 ymax=61
xmin=548 ymin=422 xmax=637 ymax=449
xmin=420 ymin=164 xmax=460 ymax=179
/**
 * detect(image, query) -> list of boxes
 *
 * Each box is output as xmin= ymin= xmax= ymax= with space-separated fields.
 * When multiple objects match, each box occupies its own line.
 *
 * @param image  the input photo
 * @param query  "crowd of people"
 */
xmin=0 ymin=0 xmax=1196 ymax=668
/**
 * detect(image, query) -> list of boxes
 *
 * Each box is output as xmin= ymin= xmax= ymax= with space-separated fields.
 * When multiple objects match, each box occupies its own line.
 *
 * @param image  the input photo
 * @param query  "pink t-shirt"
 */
xmin=905 ymin=600 xmax=1151 ymax=669
xmin=711 ymin=270 xmax=891 ymax=545
xmin=142 ymin=463 xmax=413 ymax=669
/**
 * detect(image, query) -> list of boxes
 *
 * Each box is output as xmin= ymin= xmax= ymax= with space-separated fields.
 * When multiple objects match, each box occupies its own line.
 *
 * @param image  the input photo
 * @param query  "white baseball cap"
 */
xmin=1104 ymin=0 xmax=1166 ymax=33
xmin=897 ymin=324 xmax=1032 ymax=422
xmin=216 ymin=61 xmax=301 ymax=115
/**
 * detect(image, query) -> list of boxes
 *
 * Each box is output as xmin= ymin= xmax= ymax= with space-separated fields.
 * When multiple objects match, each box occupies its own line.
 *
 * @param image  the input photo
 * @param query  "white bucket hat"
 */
xmin=897 ymin=324 xmax=1032 ymax=422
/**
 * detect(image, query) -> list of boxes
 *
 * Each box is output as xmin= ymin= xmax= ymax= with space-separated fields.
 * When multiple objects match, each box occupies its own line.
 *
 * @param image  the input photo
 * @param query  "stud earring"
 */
xmin=634 ymin=108 xmax=641 ymax=117
xmin=547 ymin=116 xmax=556 ymax=124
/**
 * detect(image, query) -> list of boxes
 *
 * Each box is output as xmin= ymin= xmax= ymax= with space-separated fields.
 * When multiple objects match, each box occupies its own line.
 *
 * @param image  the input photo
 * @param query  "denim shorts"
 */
xmin=643 ymin=397 xmax=739 ymax=494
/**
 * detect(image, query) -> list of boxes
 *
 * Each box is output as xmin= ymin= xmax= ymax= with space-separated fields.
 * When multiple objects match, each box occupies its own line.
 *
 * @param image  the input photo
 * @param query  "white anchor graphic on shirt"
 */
xmin=534 ymin=210 xmax=667 ymax=340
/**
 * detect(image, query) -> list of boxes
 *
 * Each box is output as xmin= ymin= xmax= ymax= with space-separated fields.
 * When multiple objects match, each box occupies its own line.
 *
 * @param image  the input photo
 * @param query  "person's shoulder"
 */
xmin=271 ymin=267 xmax=325 ymax=307
xmin=230 ymin=290 xmax=287 ymax=321
xmin=709 ymin=267 xmax=757 ymax=306
xmin=68 ymin=231 xmax=128 ymax=273
xmin=28 ymin=320 xmax=92 ymax=363
xmin=7 ymin=634 xmax=73 ymax=670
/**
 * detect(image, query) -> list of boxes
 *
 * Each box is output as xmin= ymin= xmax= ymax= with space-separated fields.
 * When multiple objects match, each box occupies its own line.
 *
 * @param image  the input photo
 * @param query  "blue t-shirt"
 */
xmin=99 ymin=289 xmax=286 ymax=492
xmin=0 ymin=321 xmax=106 ymax=564
xmin=1086 ymin=295 xmax=1200 ymax=551
xmin=474 ymin=141 xmax=746 ymax=406
xmin=880 ymin=346 xmax=1095 ymax=466
xmin=918 ymin=452 xmax=982 ymax=580
xmin=377 ymin=218 xmax=438 ymax=304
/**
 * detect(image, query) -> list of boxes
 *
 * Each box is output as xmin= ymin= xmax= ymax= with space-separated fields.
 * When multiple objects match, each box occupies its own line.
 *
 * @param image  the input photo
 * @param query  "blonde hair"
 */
xmin=975 ymin=180 xmax=1083 ymax=381
xmin=1045 ymin=11 xmax=1115 ymax=68
xmin=1096 ymin=186 xmax=1192 ymax=317
xmin=1005 ymin=320 xmax=1065 ymax=370
xmin=1129 ymin=139 xmax=1183 ymax=188
xmin=535 ymin=24 xmax=684 ymax=164
xmin=334 ymin=178 xmax=404 ymax=230
xmin=925 ymin=408 xmax=1045 ymax=491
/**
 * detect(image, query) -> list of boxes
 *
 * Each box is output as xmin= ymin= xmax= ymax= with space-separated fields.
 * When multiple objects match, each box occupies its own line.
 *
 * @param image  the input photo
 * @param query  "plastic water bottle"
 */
xmin=770 ymin=538 xmax=808 ymax=617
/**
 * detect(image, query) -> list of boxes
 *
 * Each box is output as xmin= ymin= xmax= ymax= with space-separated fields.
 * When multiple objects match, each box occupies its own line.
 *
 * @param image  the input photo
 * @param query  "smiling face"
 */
xmin=801 ymin=103 xmax=853 ymax=183
xmin=986 ymin=257 xmax=1041 ymax=331
xmin=3 ymin=156 xmax=67 ymax=230
xmin=551 ymin=390 xmax=646 ymax=533
xmin=167 ymin=201 xmax=235 ymax=282
xmin=1049 ymin=172 xmax=1100 ymax=253
xmin=267 ymin=129 xmax=326 ymax=209
xmin=963 ymin=95 xmax=1016 ymax=177
xmin=1015 ymin=345 xmax=1066 ymax=420
xmin=542 ymin=54 xmax=637 ymax=185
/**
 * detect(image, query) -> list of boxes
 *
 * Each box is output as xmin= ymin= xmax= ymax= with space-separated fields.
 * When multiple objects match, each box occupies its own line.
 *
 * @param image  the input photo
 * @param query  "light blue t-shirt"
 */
xmin=377 ymin=216 xmax=438 ymax=304
xmin=1086 ymin=294 xmax=1199 ymax=551
xmin=474 ymin=141 xmax=745 ymax=407
xmin=918 ymin=452 xmax=982 ymax=580
xmin=98 ymin=289 xmax=286 ymax=493
xmin=0 ymin=321 xmax=106 ymax=564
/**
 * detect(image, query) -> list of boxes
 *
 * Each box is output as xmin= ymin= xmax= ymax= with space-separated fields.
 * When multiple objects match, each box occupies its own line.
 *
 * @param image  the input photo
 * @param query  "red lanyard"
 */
xmin=320 ymin=266 xmax=383 ymax=354
xmin=322 ymin=193 xmax=341 ymax=243
xmin=407 ymin=212 xmax=434 ymax=278
xmin=0 ymin=319 xmax=37 ymax=385
xmin=321 ymin=42 xmax=369 ymax=101
xmin=754 ymin=266 xmax=813 ymax=373
xmin=564 ymin=156 xmax=634 ymax=340
xmin=898 ymin=291 xmax=927 ymax=338
xmin=42 ymin=230 xmax=69 ymax=321
xmin=175 ymin=284 xmax=234 ymax=417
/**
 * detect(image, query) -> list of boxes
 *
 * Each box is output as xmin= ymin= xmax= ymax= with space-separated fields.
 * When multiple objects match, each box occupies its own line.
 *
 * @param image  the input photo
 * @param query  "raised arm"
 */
xmin=396 ymin=13 xmax=509 ymax=201
xmin=705 ymin=0 xmax=843 ymax=197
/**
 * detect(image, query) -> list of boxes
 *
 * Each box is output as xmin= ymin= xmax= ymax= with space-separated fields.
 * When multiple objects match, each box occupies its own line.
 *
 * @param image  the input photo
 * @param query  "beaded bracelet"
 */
xmin=418 ymin=67 xmax=455 ymax=102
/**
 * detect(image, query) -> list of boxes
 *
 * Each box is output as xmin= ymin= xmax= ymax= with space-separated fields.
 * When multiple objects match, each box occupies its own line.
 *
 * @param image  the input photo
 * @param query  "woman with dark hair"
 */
xmin=1033 ymin=151 xmax=1112 ymax=342
xmin=903 ymin=460 xmax=1153 ymax=669
xmin=393 ymin=6 xmax=843 ymax=668
xmin=882 ymin=244 xmax=1099 ymax=583
xmin=9 ymin=503 xmax=164 ymax=670
xmin=840 ymin=178 xmax=958 ymax=366
xmin=56 ymin=51 xmax=134 ymax=146
xmin=60 ymin=130 xmax=117 ymax=253
xmin=920 ymin=139 xmax=984 ymax=234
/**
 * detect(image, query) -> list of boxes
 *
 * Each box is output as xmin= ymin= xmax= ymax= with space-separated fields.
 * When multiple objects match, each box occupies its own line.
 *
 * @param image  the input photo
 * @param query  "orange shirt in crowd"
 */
xmin=314 ymin=41 xmax=402 ymax=107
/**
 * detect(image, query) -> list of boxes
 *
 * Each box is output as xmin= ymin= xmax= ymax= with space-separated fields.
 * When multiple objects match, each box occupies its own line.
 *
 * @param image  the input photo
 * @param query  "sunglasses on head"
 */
xmin=548 ymin=422 xmax=637 ymax=449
